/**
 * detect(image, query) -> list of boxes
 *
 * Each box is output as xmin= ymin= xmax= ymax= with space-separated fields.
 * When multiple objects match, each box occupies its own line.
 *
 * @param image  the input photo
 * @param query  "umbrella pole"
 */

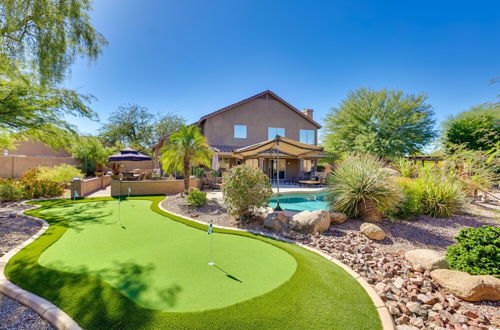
xmin=274 ymin=136 xmax=282 ymax=211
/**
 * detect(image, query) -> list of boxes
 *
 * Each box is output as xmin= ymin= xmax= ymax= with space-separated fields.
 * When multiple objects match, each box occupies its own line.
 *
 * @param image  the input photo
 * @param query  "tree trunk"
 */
xmin=358 ymin=198 xmax=382 ymax=222
xmin=183 ymin=157 xmax=190 ymax=194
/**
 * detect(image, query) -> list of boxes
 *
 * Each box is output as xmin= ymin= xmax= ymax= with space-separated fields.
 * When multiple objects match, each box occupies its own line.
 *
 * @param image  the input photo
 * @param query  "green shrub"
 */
xmin=396 ymin=158 xmax=418 ymax=178
xmin=19 ymin=169 xmax=64 ymax=198
xmin=191 ymin=167 xmax=205 ymax=179
xmin=326 ymin=154 xmax=402 ymax=221
xmin=186 ymin=188 xmax=208 ymax=207
xmin=388 ymin=177 xmax=421 ymax=220
xmin=0 ymin=179 xmax=25 ymax=202
xmin=221 ymin=165 xmax=272 ymax=220
xmin=38 ymin=164 xmax=84 ymax=186
xmin=446 ymin=226 xmax=499 ymax=277
xmin=390 ymin=166 xmax=466 ymax=219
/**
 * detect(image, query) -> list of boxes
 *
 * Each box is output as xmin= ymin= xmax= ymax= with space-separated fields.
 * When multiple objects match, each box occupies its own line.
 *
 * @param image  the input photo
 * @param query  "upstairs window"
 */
xmin=300 ymin=129 xmax=315 ymax=144
xmin=268 ymin=127 xmax=285 ymax=140
xmin=234 ymin=125 xmax=247 ymax=139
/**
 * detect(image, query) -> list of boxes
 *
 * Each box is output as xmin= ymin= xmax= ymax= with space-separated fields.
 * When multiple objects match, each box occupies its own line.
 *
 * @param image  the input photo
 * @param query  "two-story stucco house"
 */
xmin=152 ymin=90 xmax=323 ymax=181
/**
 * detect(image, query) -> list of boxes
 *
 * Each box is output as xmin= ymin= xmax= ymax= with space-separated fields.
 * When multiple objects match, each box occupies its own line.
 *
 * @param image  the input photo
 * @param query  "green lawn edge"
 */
xmin=5 ymin=196 xmax=382 ymax=330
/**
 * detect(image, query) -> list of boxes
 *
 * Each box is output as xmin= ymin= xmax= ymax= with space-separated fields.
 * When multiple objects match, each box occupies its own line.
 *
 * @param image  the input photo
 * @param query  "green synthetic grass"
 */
xmin=6 ymin=196 xmax=382 ymax=330
xmin=37 ymin=199 xmax=297 ymax=312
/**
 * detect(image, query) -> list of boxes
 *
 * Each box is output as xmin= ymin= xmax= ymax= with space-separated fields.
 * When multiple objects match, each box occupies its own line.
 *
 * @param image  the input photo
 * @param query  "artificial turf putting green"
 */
xmin=37 ymin=199 xmax=297 ymax=312
xmin=6 ymin=196 xmax=382 ymax=329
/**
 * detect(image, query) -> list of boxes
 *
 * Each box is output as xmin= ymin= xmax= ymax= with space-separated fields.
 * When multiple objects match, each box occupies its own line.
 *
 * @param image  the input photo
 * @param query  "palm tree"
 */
xmin=160 ymin=125 xmax=212 ymax=193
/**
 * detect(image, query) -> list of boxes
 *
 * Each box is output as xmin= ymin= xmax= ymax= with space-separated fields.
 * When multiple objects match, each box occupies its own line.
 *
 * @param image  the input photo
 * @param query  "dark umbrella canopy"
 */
xmin=108 ymin=147 xmax=152 ymax=161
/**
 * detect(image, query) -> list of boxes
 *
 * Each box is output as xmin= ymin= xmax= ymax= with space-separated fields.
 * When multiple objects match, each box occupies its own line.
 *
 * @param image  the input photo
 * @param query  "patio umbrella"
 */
xmin=212 ymin=151 xmax=219 ymax=171
xmin=107 ymin=147 xmax=152 ymax=161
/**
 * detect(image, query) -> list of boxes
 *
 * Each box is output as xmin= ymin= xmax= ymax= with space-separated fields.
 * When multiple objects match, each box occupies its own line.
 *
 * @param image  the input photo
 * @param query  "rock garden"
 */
xmin=163 ymin=156 xmax=500 ymax=330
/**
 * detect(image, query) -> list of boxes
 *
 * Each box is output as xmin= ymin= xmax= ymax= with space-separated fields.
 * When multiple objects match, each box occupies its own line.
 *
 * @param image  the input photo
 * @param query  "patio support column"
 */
xmin=299 ymin=159 xmax=305 ymax=178
xmin=259 ymin=157 xmax=264 ymax=172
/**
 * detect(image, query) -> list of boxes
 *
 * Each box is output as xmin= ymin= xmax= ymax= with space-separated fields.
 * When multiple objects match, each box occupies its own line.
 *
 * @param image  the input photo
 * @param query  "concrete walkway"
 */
xmin=85 ymin=186 xmax=111 ymax=198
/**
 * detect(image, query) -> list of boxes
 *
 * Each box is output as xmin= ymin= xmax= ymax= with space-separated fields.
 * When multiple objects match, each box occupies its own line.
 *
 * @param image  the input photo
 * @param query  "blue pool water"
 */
xmin=269 ymin=193 xmax=329 ymax=212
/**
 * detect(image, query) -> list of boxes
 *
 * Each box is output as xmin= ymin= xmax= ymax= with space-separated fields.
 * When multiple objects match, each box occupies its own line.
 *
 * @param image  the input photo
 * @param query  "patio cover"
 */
xmin=232 ymin=136 xmax=323 ymax=159
xmin=108 ymin=147 xmax=152 ymax=161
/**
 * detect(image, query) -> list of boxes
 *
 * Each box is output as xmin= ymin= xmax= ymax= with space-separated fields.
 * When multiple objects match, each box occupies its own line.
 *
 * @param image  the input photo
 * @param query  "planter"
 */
xmin=95 ymin=171 xmax=104 ymax=177
xmin=111 ymin=174 xmax=123 ymax=180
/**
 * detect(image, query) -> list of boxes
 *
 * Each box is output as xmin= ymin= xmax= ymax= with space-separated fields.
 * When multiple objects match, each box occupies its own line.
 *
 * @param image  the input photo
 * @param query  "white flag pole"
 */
xmin=128 ymin=187 xmax=131 ymax=199
xmin=208 ymin=221 xmax=215 ymax=266
xmin=118 ymin=197 xmax=122 ymax=226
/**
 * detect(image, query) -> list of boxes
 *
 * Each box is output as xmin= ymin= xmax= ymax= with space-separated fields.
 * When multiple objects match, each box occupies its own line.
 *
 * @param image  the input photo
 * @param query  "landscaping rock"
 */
xmin=360 ymin=223 xmax=385 ymax=240
xmin=289 ymin=210 xmax=330 ymax=234
xmin=329 ymin=211 xmax=347 ymax=224
xmin=404 ymin=249 xmax=449 ymax=270
xmin=430 ymin=269 xmax=500 ymax=302
xmin=263 ymin=212 xmax=288 ymax=232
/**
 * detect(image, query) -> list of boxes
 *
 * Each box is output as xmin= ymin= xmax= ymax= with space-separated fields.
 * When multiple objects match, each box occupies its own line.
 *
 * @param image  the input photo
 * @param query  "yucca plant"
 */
xmin=326 ymin=154 xmax=402 ymax=222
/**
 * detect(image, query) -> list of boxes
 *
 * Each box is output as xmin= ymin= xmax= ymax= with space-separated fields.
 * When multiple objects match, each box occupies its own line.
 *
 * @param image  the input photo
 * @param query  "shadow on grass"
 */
xmin=214 ymin=265 xmax=242 ymax=283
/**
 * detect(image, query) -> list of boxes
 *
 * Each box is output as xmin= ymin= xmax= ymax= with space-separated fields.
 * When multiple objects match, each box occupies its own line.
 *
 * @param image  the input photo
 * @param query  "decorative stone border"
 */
xmin=0 ymin=204 xmax=82 ymax=330
xmin=158 ymin=202 xmax=396 ymax=330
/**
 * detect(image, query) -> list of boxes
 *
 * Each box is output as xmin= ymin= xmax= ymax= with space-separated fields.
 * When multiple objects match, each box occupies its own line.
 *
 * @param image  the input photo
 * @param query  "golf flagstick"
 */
xmin=117 ymin=197 xmax=123 ymax=226
xmin=128 ymin=187 xmax=131 ymax=198
xmin=208 ymin=221 xmax=215 ymax=266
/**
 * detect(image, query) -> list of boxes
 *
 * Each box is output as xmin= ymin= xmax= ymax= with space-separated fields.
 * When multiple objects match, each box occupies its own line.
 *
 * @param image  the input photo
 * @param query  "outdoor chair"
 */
xmin=205 ymin=172 xmax=221 ymax=191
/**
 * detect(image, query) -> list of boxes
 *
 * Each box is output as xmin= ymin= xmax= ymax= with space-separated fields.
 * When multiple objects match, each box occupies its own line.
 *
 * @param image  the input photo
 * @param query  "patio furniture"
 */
xmin=205 ymin=172 xmax=221 ymax=190
xmin=298 ymin=180 xmax=320 ymax=187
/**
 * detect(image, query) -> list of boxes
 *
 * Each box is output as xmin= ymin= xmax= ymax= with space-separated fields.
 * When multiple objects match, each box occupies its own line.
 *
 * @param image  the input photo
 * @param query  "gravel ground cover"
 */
xmin=0 ymin=212 xmax=53 ymax=330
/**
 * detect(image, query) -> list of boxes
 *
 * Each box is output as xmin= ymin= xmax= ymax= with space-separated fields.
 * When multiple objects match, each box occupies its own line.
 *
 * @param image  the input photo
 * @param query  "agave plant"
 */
xmin=326 ymin=154 xmax=402 ymax=222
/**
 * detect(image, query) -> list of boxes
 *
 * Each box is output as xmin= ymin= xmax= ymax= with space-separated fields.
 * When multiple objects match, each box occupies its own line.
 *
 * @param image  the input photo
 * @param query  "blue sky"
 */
xmin=66 ymin=0 xmax=500 ymax=139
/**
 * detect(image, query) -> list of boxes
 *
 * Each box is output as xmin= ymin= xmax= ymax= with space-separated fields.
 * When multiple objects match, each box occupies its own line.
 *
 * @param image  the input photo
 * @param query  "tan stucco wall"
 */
xmin=202 ymin=95 xmax=318 ymax=147
xmin=110 ymin=178 xmax=201 ymax=196
xmin=71 ymin=175 xmax=112 ymax=197
xmin=9 ymin=140 xmax=71 ymax=157
xmin=0 ymin=156 xmax=80 ymax=178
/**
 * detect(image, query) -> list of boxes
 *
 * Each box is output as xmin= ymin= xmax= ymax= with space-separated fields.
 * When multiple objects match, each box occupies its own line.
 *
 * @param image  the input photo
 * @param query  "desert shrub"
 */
xmin=390 ymin=167 xmax=466 ymax=219
xmin=388 ymin=177 xmax=421 ymax=220
xmin=222 ymin=165 xmax=272 ymax=220
xmin=326 ymin=154 xmax=402 ymax=221
xmin=396 ymin=158 xmax=418 ymax=178
xmin=19 ymin=169 xmax=64 ymax=198
xmin=0 ymin=179 xmax=25 ymax=202
xmin=446 ymin=226 xmax=499 ymax=277
xmin=186 ymin=188 xmax=208 ymax=207
xmin=38 ymin=164 xmax=84 ymax=186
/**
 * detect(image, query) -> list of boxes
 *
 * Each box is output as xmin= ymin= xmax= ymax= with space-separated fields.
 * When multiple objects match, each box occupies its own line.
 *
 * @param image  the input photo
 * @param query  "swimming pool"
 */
xmin=269 ymin=192 xmax=329 ymax=212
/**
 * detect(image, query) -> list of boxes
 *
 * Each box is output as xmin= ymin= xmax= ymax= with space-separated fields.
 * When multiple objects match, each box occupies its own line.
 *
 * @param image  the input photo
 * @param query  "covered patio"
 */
xmin=211 ymin=136 xmax=325 ymax=184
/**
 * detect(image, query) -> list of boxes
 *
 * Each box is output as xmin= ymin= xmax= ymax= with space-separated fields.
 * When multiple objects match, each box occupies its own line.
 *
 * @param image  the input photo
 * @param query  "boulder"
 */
xmin=430 ymin=269 xmax=500 ymax=302
xmin=329 ymin=211 xmax=347 ymax=224
xmin=289 ymin=210 xmax=331 ymax=234
xmin=404 ymin=249 xmax=449 ymax=270
xmin=360 ymin=223 xmax=385 ymax=240
xmin=263 ymin=212 xmax=288 ymax=232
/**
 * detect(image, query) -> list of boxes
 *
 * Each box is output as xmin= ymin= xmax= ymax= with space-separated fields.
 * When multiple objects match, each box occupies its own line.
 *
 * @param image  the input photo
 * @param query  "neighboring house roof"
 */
xmin=152 ymin=90 xmax=321 ymax=150
xmin=196 ymin=90 xmax=322 ymax=128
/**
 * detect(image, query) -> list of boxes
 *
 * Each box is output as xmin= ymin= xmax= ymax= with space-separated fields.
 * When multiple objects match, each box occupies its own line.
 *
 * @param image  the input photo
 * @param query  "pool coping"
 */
xmin=1 ymin=198 xmax=394 ymax=330
xmin=0 ymin=202 xmax=82 ymax=330
xmin=157 ymin=201 xmax=396 ymax=330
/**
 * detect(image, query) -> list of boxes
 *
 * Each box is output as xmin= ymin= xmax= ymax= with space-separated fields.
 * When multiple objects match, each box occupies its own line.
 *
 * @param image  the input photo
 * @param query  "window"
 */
xmin=234 ymin=125 xmax=247 ymax=139
xmin=300 ymin=129 xmax=315 ymax=144
xmin=268 ymin=127 xmax=285 ymax=140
